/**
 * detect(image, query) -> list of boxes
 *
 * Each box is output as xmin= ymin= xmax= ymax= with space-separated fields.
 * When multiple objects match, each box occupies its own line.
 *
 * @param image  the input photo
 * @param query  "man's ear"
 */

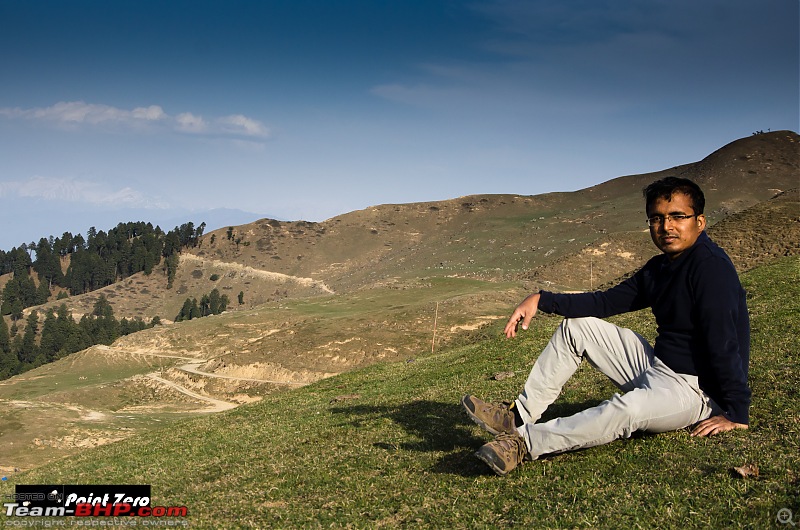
xmin=697 ymin=214 xmax=706 ymax=231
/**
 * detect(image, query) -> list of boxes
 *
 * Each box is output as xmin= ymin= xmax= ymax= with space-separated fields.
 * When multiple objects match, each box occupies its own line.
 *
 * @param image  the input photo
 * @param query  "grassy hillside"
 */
xmin=4 ymin=256 xmax=797 ymax=528
xmin=1 ymin=133 xmax=797 ymax=475
xmin=0 ymin=275 xmax=523 ymax=471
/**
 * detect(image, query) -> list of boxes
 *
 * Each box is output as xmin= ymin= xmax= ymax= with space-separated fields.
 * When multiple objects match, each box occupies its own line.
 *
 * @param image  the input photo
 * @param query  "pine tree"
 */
xmin=200 ymin=294 xmax=211 ymax=317
xmin=35 ymin=278 xmax=51 ymax=305
xmin=62 ymin=325 xmax=90 ymax=356
xmin=0 ymin=317 xmax=9 ymax=354
xmin=92 ymin=294 xmax=114 ymax=319
xmin=164 ymin=253 xmax=179 ymax=289
xmin=19 ymin=274 xmax=38 ymax=307
xmin=10 ymin=333 xmax=23 ymax=364
xmin=208 ymin=289 xmax=221 ymax=315
xmin=33 ymin=237 xmax=63 ymax=287
xmin=176 ymin=298 xmax=193 ymax=322
xmin=0 ymin=317 xmax=14 ymax=378
xmin=39 ymin=310 xmax=61 ymax=362
xmin=220 ymin=294 xmax=229 ymax=313
xmin=189 ymin=298 xmax=201 ymax=320
xmin=18 ymin=310 xmax=39 ymax=364
xmin=88 ymin=295 xmax=119 ymax=344
xmin=0 ymin=280 xmax=18 ymax=316
xmin=55 ymin=304 xmax=77 ymax=356
xmin=162 ymin=231 xmax=181 ymax=259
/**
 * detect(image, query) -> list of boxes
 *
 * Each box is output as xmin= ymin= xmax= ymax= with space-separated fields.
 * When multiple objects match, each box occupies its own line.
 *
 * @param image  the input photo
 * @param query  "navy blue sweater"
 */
xmin=538 ymin=231 xmax=751 ymax=425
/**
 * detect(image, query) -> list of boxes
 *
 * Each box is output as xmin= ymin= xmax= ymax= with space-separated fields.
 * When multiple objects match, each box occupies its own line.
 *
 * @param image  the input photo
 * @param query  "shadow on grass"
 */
xmin=331 ymin=400 xmax=486 ymax=475
xmin=330 ymin=398 xmax=605 ymax=476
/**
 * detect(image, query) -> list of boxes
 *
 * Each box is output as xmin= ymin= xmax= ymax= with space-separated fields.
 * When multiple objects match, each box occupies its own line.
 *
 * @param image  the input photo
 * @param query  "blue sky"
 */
xmin=0 ymin=0 xmax=797 ymax=251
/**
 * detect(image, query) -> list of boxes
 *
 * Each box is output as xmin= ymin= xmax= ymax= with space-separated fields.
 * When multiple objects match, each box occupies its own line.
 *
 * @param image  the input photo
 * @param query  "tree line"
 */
xmin=0 ymin=295 xmax=159 ymax=380
xmin=0 ymin=221 xmax=205 ymax=322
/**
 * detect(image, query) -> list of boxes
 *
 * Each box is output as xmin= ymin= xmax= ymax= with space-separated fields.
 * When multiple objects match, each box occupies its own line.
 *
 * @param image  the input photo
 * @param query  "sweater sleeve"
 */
xmin=690 ymin=256 xmax=751 ymax=424
xmin=538 ymin=267 xmax=650 ymax=318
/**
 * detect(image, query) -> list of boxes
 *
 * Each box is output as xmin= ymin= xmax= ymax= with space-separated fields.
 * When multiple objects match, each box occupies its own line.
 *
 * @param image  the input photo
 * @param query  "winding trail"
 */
xmin=145 ymin=373 xmax=237 ymax=412
xmin=181 ymin=253 xmax=335 ymax=294
xmin=93 ymin=346 xmax=307 ymax=412
xmin=178 ymin=361 xmax=305 ymax=386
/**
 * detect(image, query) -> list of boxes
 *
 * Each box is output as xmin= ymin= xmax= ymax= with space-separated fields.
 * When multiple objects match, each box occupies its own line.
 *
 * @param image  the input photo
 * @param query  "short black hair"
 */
xmin=643 ymin=177 xmax=705 ymax=215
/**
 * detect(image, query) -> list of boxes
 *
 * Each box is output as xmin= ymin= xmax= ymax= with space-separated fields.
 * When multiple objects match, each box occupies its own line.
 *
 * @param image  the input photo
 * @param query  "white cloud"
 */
xmin=131 ymin=105 xmax=167 ymax=121
xmin=217 ymin=114 xmax=270 ymax=137
xmin=15 ymin=175 xmax=93 ymax=201
xmin=175 ymin=112 xmax=208 ymax=133
xmin=0 ymin=176 xmax=170 ymax=209
xmin=0 ymin=101 xmax=166 ymax=127
xmin=0 ymin=101 xmax=269 ymax=139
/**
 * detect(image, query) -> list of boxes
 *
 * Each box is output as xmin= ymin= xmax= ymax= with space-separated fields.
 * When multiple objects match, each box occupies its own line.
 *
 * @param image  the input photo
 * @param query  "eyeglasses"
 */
xmin=646 ymin=214 xmax=697 ymax=227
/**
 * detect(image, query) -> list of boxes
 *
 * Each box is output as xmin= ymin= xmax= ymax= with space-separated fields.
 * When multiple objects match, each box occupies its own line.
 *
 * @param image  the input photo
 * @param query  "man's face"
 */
xmin=647 ymin=192 xmax=706 ymax=260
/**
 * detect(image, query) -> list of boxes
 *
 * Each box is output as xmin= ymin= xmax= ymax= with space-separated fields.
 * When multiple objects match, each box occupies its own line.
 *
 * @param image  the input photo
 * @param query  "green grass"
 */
xmin=2 ymin=257 xmax=797 ymax=528
xmin=0 ymin=347 xmax=177 ymax=401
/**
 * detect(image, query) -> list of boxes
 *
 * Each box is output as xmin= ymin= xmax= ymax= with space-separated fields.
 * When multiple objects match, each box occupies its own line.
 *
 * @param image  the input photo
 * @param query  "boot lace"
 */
xmin=493 ymin=432 xmax=527 ymax=463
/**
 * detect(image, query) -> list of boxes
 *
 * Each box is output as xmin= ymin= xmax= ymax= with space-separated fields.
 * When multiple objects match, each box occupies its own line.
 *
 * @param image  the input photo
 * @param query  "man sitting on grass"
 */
xmin=463 ymin=176 xmax=750 ymax=475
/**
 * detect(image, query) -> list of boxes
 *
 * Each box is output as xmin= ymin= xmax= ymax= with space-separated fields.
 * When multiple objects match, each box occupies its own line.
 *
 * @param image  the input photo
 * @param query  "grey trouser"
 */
xmin=514 ymin=317 xmax=720 ymax=459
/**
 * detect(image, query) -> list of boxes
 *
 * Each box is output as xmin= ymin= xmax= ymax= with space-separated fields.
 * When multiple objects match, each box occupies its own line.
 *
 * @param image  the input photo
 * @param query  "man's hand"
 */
xmin=504 ymin=293 xmax=541 ymax=338
xmin=690 ymin=415 xmax=748 ymax=437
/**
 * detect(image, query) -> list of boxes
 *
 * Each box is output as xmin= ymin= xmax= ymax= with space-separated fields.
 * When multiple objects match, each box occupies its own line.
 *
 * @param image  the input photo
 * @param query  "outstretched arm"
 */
xmin=504 ymin=292 xmax=541 ymax=338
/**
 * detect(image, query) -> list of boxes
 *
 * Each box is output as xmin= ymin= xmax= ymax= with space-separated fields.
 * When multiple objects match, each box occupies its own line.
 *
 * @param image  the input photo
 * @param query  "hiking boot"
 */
xmin=461 ymin=394 xmax=518 ymax=435
xmin=475 ymin=431 xmax=528 ymax=476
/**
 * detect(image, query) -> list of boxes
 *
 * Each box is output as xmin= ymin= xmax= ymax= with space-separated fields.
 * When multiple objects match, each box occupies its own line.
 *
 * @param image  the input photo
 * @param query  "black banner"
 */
xmin=11 ymin=485 xmax=151 ymax=516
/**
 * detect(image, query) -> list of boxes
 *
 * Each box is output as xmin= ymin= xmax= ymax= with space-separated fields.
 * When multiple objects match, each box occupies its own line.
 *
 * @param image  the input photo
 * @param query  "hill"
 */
xmin=0 ymin=130 xmax=797 ymax=473
xmin=526 ymin=187 xmax=799 ymax=290
xmin=189 ymin=130 xmax=798 ymax=291
xmin=2 ymin=256 xmax=797 ymax=528
xmin=16 ymin=131 xmax=797 ymax=322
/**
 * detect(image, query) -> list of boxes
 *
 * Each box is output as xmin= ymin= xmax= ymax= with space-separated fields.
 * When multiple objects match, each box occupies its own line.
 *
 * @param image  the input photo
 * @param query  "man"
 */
xmin=463 ymin=176 xmax=750 ymax=476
